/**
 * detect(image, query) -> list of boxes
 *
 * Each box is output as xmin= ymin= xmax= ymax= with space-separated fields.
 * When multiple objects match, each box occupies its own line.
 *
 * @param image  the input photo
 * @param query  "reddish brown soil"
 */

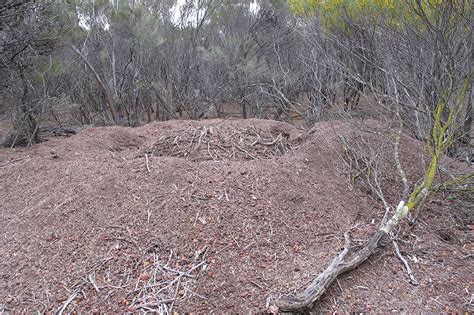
xmin=0 ymin=118 xmax=472 ymax=313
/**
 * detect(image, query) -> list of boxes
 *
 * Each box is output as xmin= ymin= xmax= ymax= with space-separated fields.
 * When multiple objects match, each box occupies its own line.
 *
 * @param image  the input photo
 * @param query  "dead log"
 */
xmin=38 ymin=125 xmax=80 ymax=137
xmin=273 ymin=230 xmax=385 ymax=312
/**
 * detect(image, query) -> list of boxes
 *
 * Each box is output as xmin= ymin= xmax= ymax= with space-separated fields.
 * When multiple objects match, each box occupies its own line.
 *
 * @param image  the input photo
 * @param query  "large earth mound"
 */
xmin=0 ymin=119 xmax=471 ymax=313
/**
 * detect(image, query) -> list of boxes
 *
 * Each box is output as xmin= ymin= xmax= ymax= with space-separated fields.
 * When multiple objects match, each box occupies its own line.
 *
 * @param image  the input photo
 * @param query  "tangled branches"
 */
xmin=130 ymin=249 xmax=207 ymax=314
xmin=144 ymin=124 xmax=297 ymax=161
xmin=54 ymin=246 xmax=207 ymax=314
xmin=340 ymin=134 xmax=390 ymax=209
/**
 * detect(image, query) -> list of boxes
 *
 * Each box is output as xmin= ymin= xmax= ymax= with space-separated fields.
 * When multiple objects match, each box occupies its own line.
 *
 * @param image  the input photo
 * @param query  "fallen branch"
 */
xmin=393 ymin=240 xmax=418 ymax=285
xmin=145 ymin=154 xmax=151 ymax=173
xmin=273 ymin=230 xmax=385 ymax=311
xmin=57 ymin=287 xmax=80 ymax=315
xmin=57 ymin=257 xmax=113 ymax=314
xmin=0 ymin=156 xmax=31 ymax=168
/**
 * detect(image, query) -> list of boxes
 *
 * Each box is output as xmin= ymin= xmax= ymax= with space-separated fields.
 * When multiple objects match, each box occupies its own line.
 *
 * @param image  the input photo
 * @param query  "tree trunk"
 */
xmin=70 ymin=44 xmax=117 ymax=123
xmin=462 ymin=85 xmax=472 ymax=144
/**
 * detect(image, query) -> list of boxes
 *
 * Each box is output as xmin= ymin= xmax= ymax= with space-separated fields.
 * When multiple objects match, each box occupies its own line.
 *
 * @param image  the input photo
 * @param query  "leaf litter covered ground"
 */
xmin=0 ymin=118 xmax=472 ymax=313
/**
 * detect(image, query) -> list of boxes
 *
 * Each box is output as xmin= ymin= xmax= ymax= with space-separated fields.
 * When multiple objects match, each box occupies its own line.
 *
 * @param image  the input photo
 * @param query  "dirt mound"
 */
xmin=0 ymin=118 xmax=471 ymax=313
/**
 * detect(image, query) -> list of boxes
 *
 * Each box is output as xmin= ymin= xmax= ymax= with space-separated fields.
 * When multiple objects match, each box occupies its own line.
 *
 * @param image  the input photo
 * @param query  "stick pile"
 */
xmin=144 ymin=124 xmax=296 ymax=161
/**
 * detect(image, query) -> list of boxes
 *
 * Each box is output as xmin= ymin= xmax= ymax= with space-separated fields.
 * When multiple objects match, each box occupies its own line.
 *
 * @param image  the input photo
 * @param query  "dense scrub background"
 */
xmin=0 ymin=0 xmax=471 ymax=160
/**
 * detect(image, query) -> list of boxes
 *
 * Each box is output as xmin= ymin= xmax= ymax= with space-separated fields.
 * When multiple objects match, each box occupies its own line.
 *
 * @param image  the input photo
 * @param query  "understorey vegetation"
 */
xmin=1 ymin=1 xmax=471 ymax=154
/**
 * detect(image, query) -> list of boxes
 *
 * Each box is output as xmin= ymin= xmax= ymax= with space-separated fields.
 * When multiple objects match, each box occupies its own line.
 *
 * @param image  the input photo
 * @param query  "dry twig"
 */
xmin=393 ymin=240 xmax=418 ymax=285
xmin=130 ymin=250 xmax=207 ymax=314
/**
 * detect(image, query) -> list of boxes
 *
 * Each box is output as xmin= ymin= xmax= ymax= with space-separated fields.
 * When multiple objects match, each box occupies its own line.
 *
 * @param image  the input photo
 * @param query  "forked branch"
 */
xmin=274 ymin=231 xmax=385 ymax=311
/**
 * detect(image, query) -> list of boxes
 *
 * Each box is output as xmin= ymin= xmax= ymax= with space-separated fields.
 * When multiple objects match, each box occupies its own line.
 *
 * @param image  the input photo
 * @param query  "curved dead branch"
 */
xmin=273 ymin=230 xmax=385 ymax=312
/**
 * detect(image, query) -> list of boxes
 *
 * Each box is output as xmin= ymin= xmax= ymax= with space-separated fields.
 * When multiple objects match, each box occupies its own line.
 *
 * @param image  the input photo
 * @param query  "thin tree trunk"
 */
xmin=462 ymin=85 xmax=472 ymax=144
xmin=154 ymin=89 xmax=176 ymax=120
xmin=111 ymin=36 xmax=118 ymax=98
xmin=70 ymin=44 xmax=117 ymax=123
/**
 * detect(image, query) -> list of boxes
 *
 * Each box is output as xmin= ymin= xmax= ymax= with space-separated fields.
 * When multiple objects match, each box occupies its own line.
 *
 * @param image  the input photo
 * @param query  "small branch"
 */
xmin=88 ymin=273 xmax=100 ymax=293
xmin=392 ymin=241 xmax=418 ymax=285
xmin=394 ymin=99 xmax=410 ymax=202
xmin=57 ymin=288 xmax=80 ymax=315
xmin=145 ymin=154 xmax=151 ymax=173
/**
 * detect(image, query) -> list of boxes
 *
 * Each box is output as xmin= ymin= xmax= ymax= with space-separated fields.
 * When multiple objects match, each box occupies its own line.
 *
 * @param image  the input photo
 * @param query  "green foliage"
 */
xmin=287 ymin=0 xmax=468 ymax=31
xmin=109 ymin=4 xmax=133 ymax=24
xmin=32 ymin=57 xmax=64 ymax=83
xmin=54 ymin=1 xmax=88 ymax=43
xmin=270 ymin=0 xmax=290 ymax=8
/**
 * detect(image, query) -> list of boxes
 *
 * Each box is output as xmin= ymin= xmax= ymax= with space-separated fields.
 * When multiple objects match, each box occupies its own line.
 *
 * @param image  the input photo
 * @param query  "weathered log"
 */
xmin=273 ymin=230 xmax=385 ymax=312
xmin=38 ymin=125 xmax=80 ymax=137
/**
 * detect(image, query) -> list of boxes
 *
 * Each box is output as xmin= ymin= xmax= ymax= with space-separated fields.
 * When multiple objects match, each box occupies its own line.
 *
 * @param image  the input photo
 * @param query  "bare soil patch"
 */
xmin=0 ymin=118 xmax=472 ymax=313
